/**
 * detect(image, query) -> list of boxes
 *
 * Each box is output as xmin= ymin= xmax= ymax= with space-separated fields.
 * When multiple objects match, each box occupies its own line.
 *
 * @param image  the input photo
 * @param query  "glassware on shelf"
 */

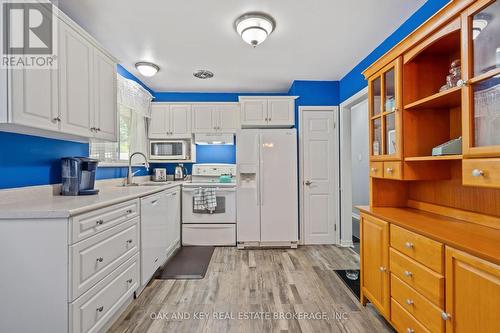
xmin=440 ymin=59 xmax=462 ymax=92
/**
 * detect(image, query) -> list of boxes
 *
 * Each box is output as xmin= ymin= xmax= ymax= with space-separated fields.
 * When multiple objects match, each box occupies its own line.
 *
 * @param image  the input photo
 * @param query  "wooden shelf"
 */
xmin=405 ymin=155 xmax=462 ymax=161
xmin=404 ymin=86 xmax=461 ymax=111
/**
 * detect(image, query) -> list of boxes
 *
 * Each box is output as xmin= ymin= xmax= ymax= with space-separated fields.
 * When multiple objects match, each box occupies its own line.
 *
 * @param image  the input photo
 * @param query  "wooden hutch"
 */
xmin=359 ymin=0 xmax=500 ymax=332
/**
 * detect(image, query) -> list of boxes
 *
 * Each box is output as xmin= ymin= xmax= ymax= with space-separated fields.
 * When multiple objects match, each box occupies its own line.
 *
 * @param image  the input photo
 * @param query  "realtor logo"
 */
xmin=1 ymin=0 xmax=57 ymax=68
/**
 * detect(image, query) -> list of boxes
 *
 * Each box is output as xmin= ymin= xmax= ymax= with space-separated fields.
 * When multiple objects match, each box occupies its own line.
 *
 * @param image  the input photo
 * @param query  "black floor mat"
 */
xmin=334 ymin=269 xmax=360 ymax=300
xmin=157 ymin=246 xmax=215 ymax=280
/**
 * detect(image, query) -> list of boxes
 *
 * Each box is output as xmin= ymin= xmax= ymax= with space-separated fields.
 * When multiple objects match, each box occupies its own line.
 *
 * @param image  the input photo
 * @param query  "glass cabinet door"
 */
xmin=463 ymin=0 xmax=500 ymax=156
xmin=369 ymin=58 xmax=402 ymax=160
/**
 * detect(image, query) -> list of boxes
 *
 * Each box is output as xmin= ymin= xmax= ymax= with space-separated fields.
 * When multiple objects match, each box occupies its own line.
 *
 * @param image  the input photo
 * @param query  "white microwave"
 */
xmin=149 ymin=140 xmax=188 ymax=160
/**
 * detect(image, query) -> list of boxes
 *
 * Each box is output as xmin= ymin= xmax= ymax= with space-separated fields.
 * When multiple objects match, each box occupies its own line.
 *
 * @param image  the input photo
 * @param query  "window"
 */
xmin=90 ymin=74 xmax=152 ymax=164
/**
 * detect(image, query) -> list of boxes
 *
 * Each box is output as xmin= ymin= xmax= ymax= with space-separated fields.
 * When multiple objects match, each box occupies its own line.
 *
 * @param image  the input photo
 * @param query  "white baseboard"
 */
xmin=340 ymin=239 xmax=354 ymax=248
xmin=352 ymin=212 xmax=360 ymax=221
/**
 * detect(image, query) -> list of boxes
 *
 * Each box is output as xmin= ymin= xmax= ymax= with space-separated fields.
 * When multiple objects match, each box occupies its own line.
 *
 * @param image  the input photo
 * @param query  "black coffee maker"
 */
xmin=61 ymin=157 xmax=99 ymax=195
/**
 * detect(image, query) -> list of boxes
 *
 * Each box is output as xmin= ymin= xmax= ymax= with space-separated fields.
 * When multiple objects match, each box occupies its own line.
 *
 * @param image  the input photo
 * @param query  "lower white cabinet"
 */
xmin=70 ymin=254 xmax=139 ymax=333
xmin=182 ymin=224 xmax=236 ymax=246
xmin=140 ymin=188 xmax=181 ymax=286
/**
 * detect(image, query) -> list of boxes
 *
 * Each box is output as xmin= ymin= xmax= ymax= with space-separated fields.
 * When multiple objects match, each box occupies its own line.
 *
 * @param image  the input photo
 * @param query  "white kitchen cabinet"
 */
xmin=149 ymin=103 xmax=191 ymax=139
xmin=1 ymin=11 xmax=118 ymax=142
xmin=166 ymin=188 xmax=181 ymax=255
xmin=239 ymin=96 xmax=297 ymax=128
xmin=191 ymin=103 xmax=240 ymax=133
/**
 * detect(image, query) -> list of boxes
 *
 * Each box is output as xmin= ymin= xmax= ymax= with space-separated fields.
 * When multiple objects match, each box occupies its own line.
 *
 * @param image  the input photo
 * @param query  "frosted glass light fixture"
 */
xmin=235 ymin=13 xmax=275 ymax=47
xmin=135 ymin=62 xmax=159 ymax=77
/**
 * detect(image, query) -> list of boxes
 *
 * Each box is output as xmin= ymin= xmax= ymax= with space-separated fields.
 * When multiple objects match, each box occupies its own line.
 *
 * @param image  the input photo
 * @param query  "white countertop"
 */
xmin=0 ymin=179 xmax=185 ymax=219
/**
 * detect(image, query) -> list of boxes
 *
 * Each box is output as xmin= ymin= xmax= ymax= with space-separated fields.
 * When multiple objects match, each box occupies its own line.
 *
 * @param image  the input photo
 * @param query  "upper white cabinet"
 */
xmin=239 ymin=96 xmax=297 ymax=128
xmin=149 ymin=103 xmax=192 ymax=139
xmin=191 ymin=103 xmax=240 ymax=133
xmin=2 ymin=11 xmax=118 ymax=142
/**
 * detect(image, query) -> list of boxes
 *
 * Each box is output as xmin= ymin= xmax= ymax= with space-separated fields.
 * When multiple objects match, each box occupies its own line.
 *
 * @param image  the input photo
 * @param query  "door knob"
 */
xmin=305 ymin=180 xmax=312 ymax=186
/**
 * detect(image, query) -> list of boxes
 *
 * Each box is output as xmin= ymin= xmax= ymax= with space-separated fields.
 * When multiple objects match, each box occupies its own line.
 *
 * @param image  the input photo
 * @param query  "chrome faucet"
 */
xmin=127 ymin=152 xmax=150 ymax=185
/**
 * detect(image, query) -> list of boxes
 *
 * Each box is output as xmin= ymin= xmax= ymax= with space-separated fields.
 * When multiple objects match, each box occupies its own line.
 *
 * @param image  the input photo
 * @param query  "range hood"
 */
xmin=195 ymin=133 xmax=234 ymax=145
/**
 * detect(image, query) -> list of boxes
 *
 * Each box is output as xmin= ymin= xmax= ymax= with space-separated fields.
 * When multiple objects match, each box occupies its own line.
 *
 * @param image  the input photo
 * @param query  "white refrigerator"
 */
xmin=236 ymin=129 xmax=298 ymax=247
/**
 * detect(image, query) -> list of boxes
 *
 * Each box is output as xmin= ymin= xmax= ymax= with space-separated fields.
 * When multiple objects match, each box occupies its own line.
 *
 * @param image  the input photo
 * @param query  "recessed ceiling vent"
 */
xmin=193 ymin=70 xmax=214 ymax=79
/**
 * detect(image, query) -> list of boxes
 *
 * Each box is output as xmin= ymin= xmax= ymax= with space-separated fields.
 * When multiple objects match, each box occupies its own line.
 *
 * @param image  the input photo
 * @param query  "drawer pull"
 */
xmin=386 ymin=167 xmax=394 ymax=173
xmin=404 ymin=241 xmax=414 ymax=249
xmin=126 ymin=209 xmax=133 ymax=214
xmin=154 ymin=257 xmax=159 ymax=263
xmin=126 ymin=278 xmax=133 ymax=284
xmin=441 ymin=312 xmax=451 ymax=321
xmin=96 ymin=219 xmax=104 ymax=225
xmin=96 ymin=257 xmax=104 ymax=263
xmin=371 ymin=167 xmax=377 ymax=172
xmin=406 ymin=299 xmax=414 ymax=305
xmin=126 ymin=239 xmax=133 ymax=244
xmin=96 ymin=306 xmax=104 ymax=312
xmin=472 ymin=169 xmax=484 ymax=177
xmin=404 ymin=270 xmax=413 ymax=277
xmin=406 ymin=329 xmax=414 ymax=333
xmin=151 ymin=200 xmax=158 ymax=205
xmin=379 ymin=266 xmax=387 ymax=272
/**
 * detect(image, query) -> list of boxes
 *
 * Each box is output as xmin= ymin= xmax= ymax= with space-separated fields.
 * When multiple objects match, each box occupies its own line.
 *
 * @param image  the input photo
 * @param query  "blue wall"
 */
xmin=339 ymin=0 xmax=451 ymax=102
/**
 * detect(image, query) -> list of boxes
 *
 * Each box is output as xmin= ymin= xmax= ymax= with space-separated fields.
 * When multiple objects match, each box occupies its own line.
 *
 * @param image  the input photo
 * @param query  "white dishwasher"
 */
xmin=140 ymin=190 xmax=169 ymax=285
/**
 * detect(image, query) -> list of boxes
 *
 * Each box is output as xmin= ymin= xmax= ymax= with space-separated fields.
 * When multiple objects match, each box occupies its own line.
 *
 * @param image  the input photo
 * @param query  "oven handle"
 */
xmin=182 ymin=187 xmax=236 ymax=193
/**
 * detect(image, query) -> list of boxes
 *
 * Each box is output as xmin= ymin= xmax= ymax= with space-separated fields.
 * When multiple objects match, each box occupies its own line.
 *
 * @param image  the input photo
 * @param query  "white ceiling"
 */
xmin=55 ymin=0 xmax=426 ymax=92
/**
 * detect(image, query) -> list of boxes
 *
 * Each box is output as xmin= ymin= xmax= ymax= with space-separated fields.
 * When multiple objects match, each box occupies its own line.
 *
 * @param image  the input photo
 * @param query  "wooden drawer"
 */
xmin=370 ymin=162 xmax=384 ymax=178
xmin=391 ymin=274 xmax=444 ymax=333
xmin=71 ymin=199 xmax=139 ymax=244
xmin=70 ymin=218 xmax=139 ymax=300
xmin=463 ymin=158 xmax=500 ymax=189
xmin=390 ymin=248 xmax=444 ymax=307
xmin=70 ymin=253 xmax=139 ymax=333
xmin=391 ymin=298 xmax=431 ymax=333
xmin=390 ymin=224 xmax=444 ymax=273
xmin=384 ymin=161 xmax=403 ymax=180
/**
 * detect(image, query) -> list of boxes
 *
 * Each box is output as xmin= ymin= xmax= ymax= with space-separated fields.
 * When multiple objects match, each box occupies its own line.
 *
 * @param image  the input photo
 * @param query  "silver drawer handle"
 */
xmin=126 ymin=239 xmax=133 ymax=244
xmin=406 ymin=328 xmax=414 ymax=333
xmin=154 ymin=257 xmax=159 ymax=263
xmin=379 ymin=266 xmax=387 ymax=272
xmin=441 ymin=312 xmax=451 ymax=321
xmin=406 ymin=299 xmax=414 ymax=305
xmin=96 ymin=219 xmax=104 ymax=225
xmin=472 ymin=169 xmax=484 ymax=177
xmin=171 ymin=192 xmax=177 ymax=196
xmin=371 ymin=167 xmax=377 ymax=172
xmin=96 ymin=257 xmax=104 ymax=263
xmin=96 ymin=306 xmax=104 ymax=312
xmin=126 ymin=278 xmax=133 ymax=284
xmin=405 ymin=242 xmax=414 ymax=249
xmin=386 ymin=167 xmax=394 ymax=173
xmin=126 ymin=209 xmax=133 ymax=214
xmin=404 ymin=270 xmax=413 ymax=277
xmin=151 ymin=200 xmax=158 ymax=205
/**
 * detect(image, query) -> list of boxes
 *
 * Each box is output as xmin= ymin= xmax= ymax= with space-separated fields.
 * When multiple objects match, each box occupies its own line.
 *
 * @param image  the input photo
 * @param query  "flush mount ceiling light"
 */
xmin=472 ymin=13 xmax=490 ymax=40
xmin=235 ymin=12 xmax=275 ymax=47
xmin=135 ymin=62 xmax=159 ymax=77
xmin=193 ymin=69 xmax=214 ymax=79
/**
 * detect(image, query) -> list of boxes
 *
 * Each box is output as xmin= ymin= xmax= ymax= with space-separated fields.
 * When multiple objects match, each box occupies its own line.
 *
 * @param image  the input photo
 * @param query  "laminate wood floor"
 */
xmin=108 ymin=246 xmax=394 ymax=333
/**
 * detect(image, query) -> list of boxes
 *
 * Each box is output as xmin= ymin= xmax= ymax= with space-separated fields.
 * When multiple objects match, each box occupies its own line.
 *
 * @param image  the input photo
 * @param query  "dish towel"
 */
xmin=204 ymin=188 xmax=217 ymax=213
xmin=194 ymin=187 xmax=206 ymax=210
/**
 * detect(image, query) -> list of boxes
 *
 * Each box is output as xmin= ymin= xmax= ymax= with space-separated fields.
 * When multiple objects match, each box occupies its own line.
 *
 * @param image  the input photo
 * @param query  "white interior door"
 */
xmin=302 ymin=109 xmax=337 ymax=244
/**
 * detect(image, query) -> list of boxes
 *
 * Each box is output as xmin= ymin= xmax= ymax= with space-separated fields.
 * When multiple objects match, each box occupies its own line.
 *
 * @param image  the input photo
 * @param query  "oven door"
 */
xmin=182 ymin=186 xmax=236 ymax=224
xmin=149 ymin=141 xmax=187 ymax=160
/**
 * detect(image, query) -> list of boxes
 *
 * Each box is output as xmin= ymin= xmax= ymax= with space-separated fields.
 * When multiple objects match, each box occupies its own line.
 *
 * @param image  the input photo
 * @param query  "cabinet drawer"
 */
xmin=70 ymin=254 xmax=139 ymax=333
xmin=370 ymin=162 xmax=384 ymax=178
xmin=384 ymin=161 xmax=403 ymax=179
xmin=463 ymin=158 xmax=500 ymax=189
xmin=182 ymin=224 xmax=236 ymax=246
xmin=71 ymin=199 xmax=139 ymax=244
xmin=390 ymin=225 xmax=444 ymax=273
xmin=391 ymin=298 xmax=431 ymax=333
xmin=390 ymin=248 xmax=444 ymax=307
xmin=391 ymin=274 xmax=444 ymax=333
xmin=70 ymin=218 xmax=139 ymax=300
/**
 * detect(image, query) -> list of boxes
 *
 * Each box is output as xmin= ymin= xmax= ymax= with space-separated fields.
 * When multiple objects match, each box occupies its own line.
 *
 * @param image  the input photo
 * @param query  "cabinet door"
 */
xmin=192 ymin=104 xmax=216 ymax=133
xmin=445 ymin=247 xmax=500 ymax=333
xmin=267 ymin=99 xmax=294 ymax=126
xmin=59 ymin=22 xmax=94 ymax=138
xmin=217 ymin=104 xmax=240 ymax=132
xmin=369 ymin=58 xmax=402 ymax=161
xmin=93 ymin=49 xmax=117 ymax=141
xmin=166 ymin=189 xmax=181 ymax=253
xmin=462 ymin=0 xmax=500 ymax=157
xmin=361 ymin=214 xmax=390 ymax=318
xmin=240 ymin=100 xmax=268 ymax=126
xmin=149 ymin=104 xmax=169 ymax=138
xmin=8 ymin=67 xmax=59 ymax=131
xmin=170 ymin=104 xmax=191 ymax=137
